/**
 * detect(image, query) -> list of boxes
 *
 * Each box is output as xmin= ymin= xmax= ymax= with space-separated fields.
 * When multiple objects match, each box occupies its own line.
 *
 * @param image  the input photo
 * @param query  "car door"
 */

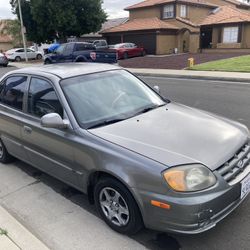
xmin=26 ymin=49 xmax=36 ymax=59
xmin=0 ymin=75 xmax=29 ymax=161
xmin=53 ymin=44 xmax=66 ymax=63
xmin=15 ymin=49 xmax=25 ymax=60
xmin=60 ymin=43 xmax=74 ymax=62
xmin=21 ymin=77 xmax=81 ymax=188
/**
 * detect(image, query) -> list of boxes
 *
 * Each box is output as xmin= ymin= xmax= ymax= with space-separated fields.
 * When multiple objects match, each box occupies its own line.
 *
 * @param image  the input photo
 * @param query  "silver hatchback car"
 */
xmin=0 ymin=63 xmax=249 ymax=235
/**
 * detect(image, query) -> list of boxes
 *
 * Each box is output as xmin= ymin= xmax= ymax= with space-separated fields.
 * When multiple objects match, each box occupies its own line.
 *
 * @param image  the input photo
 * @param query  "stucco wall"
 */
xmin=210 ymin=24 xmax=250 ymax=49
xmin=156 ymin=34 xmax=177 ymax=54
xmin=176 ymin=4 xmax=210 ymax=23
xmin=189 ymin=33 xmax=200 ymax=53
xmin=0 ymin=42 xmax=12 ymax=52
xmin=129 ymin=7 xmax=161 ymax=19
xmin=242 ymin=23 xmax=250 ymax=48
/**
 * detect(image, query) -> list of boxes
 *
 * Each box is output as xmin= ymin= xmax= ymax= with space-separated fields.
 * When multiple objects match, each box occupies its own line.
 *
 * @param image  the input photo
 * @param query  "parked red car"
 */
xmin=110 ymin=43 xmax=146 ymax=60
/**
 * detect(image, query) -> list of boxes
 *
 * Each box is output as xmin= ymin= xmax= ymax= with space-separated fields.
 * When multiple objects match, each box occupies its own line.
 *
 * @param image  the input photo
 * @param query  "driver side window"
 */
xmin=28 ymin=78 xmax=63 ymax=118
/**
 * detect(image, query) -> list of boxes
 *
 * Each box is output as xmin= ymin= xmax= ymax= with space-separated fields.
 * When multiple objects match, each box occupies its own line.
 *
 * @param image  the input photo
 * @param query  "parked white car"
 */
xmin=5 ymin=48 xmax=43 ymax=62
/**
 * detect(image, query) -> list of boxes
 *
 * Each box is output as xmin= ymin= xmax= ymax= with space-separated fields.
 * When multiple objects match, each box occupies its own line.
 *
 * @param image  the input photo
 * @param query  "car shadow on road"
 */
xmin=14 ymin=160 xmax=182 ymax=250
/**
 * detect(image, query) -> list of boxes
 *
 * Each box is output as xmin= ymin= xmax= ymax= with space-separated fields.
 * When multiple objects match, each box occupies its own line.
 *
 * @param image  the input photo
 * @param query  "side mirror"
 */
xmin=41 ymin=113 xmax=69 ymax=129
xmin=153 ymin=85 xmax=160 ymax=94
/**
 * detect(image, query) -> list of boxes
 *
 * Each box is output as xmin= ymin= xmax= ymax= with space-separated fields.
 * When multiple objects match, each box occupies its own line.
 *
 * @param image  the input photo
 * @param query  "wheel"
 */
xmin=15 ymin=56 xmax=21 ymax=62
xmin=44 ymin=59 xmax=51 ymax=65
xmin=36 ymin=54 xmax=42 ymax=60
xmin=0 ymin=139 xmax=14 ymax=163
xmin=141 ymin=50 xmax=146 ymax=57
xmin=123 ymin=52 xmax=128 ymax=60
xmin=94 ymin=177 xmax=143 ymax=235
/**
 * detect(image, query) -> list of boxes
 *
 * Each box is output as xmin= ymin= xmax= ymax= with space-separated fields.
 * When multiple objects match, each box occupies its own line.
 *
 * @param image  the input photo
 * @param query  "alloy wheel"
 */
xmin=99 ymin=187 xmax=129 ymax=227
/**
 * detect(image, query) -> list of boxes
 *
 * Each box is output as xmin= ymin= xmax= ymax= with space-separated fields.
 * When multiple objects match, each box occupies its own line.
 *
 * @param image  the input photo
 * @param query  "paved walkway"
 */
xmin=0 ymin=206 xmax=49 ymax=250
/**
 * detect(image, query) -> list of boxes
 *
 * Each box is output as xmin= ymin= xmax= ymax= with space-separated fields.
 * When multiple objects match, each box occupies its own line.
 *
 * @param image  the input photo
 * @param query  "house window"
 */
xmin=223 ymin=27 xmax=239 ymax=43
xmin=180 ymin=5 xmax=187 ymax=18
xmin=163 ymin=4 xmax=174 ymax=19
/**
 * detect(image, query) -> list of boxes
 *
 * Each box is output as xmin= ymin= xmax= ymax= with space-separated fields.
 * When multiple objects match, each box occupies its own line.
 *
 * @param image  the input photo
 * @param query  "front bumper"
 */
xmin=133 ymin=176 xmax=249 ymax=234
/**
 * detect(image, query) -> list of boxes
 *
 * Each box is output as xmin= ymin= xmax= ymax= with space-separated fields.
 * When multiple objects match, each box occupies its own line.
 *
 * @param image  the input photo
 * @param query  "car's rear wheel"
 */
xmin=44 ymin=59 xmax=51 ymax=65
xmin=141 ymin=50 xmax=146 ymax=57
xmin=36 ymin=54 xmax=42 ymax=60
xmin=0 ymin=139 xmax=14 ymax=163
xmin=15 ymin=56 xmax=21 ymax=62
xmin=123 ymin=52 xmax=128 ymax=60
xmin=94 ymin=177 xmax=143 ymax=235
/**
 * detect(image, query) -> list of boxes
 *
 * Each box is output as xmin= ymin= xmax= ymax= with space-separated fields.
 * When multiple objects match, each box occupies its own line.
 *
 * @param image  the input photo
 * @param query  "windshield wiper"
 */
xmin=136 ymin=103 xmax=166 ymax=116
xmin=87 ymin=118 xmax=125 ymax=129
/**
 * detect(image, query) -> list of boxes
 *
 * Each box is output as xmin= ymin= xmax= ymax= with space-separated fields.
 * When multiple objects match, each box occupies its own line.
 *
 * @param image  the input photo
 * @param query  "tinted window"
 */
xmin=101 ymin=41 xmax=107 ymax=46
xmin=16 ymin=49 xmax=24 ymax=53
xmin=75 ymin=43 xmax=95 ymax=51
xmin=63 ymin=43 xmax=75 ymax=56
xmin=0 ymin=76 xmax=27 ymax=110
xmin=28 ymin=78 xmax=63 ymax=118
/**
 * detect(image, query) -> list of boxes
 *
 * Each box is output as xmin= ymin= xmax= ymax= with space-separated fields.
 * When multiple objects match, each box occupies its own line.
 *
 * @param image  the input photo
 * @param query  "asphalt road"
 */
xmin=0 ymin=66 xmax=250 ymax=250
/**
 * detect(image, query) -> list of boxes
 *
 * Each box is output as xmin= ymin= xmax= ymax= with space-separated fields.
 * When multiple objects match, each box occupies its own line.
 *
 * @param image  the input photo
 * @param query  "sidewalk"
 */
xmin=0 ymin=205 xmax=49 ymax=250
xmin=128 ymin=68 xmax=250 ymax=83
xmin=9 ymin=61 xmax=250 ymax=83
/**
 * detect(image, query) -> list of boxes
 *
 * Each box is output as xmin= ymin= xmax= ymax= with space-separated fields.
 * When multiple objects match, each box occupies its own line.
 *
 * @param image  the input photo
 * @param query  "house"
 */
xmin=68 ymin=18 xmax=128 ymax=42
xmin=0 ymin=20 xmax=14 ymax=52
xmin=101 ymin=0 xmax=250 ymax=54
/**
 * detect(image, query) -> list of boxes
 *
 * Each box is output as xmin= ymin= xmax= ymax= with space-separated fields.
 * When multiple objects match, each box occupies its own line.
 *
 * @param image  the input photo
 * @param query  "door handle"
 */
xmin=23 ymin=126 xmax=32 ymax=134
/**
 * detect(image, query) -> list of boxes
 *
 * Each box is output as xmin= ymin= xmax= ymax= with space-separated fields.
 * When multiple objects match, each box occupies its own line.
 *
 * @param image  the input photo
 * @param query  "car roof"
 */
xmin=10 ymin=63 xmax=121 ymax=79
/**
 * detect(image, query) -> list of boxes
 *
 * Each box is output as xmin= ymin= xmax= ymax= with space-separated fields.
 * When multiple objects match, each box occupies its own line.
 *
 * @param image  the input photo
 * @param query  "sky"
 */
xmin=0 ymin=0 xmax=141 ymax=20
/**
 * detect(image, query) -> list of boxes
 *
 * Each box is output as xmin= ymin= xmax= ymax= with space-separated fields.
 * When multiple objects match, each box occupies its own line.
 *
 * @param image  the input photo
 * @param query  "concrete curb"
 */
xmin=0 ymin=206 xmax=50 ymax=250
xmin=127 ymin=69 xmax=250 ymax=83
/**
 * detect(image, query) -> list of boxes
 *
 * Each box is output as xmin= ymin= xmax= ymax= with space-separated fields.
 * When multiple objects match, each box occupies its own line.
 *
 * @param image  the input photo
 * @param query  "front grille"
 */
xmin=217 ymin=140 xmax=250 ymax=184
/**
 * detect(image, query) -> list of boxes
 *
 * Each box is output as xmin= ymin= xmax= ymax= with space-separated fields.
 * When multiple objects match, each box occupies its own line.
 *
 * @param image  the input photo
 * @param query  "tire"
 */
xmin=15 ymin=56 xmax=21 ymax=62
xmin=0 ymin=139 xmax=14 ymax=163
xmin=94 ymin=177 xmax=143 ymax=235
xmin=44 ymin=59 xmax=51 ymax=65
xmin=141 ymin=50 xmax=146 ymax=57
xmin=36 ymin=54 xmax=42 ymax=60
xmin=123 ymin=52 xmax=128 ymax=60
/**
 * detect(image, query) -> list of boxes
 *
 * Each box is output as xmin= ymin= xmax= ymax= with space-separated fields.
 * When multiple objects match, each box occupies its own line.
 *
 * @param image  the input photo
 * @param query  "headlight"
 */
xmin=163 ymin=164 xmax=216 ymax=192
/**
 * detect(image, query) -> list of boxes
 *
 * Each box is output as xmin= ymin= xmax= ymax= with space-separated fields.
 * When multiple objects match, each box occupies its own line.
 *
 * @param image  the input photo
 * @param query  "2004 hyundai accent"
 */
xmin=0 ymin=63 xmax=249 ymax=235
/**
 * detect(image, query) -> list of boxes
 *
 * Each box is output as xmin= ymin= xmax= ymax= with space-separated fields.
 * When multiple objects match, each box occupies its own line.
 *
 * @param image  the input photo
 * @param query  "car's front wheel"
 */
xmin=36 ymin=54 xmax=42 ymax=60
xmin=0 ymin=139 xmax=14 ymax=163
xmin=94 ymin=177 xmax=143 ymax=235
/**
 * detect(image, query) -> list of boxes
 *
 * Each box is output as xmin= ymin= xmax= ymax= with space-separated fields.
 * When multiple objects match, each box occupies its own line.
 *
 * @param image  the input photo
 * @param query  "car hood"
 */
xmin=89 ymin=103 xmax=249 ymax=170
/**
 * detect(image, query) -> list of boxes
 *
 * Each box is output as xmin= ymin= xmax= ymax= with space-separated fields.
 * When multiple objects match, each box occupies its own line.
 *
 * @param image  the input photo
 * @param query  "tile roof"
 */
xmin=201 ymin=5 xmax=250 ymax=25
xmin=101 ymin=17 xmax=179 ymax=33
xmin=176 ymin=17 xmax=200 ymax=27
xmin=125 ymin=0 xmax=218 ymax=10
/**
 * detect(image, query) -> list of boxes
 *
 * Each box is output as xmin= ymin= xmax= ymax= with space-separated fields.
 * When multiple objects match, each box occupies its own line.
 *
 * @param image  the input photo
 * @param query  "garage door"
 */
xmin=105 ymin=36 xmax=122 ymax=45
xmin=124 ymin=34 xmax=156 ymax=54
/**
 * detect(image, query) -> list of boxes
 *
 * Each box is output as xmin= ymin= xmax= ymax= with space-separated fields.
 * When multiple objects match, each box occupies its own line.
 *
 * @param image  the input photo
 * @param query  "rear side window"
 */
xmin=0 ymin=76 xmax=27 ymax=110
xmin=75 ymin=43 xmax=95 ymax=51
xmin=28 ymin=78 xmax=63 ymax=118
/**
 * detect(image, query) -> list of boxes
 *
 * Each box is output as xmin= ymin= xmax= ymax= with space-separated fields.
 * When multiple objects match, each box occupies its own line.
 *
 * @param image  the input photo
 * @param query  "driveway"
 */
xmin=119 ymin=52 xmax=250 ymax=70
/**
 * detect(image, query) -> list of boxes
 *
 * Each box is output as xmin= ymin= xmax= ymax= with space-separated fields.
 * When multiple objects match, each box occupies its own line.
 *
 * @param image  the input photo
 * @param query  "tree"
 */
xmin=10 ymin=0 xmax=107 ymax=43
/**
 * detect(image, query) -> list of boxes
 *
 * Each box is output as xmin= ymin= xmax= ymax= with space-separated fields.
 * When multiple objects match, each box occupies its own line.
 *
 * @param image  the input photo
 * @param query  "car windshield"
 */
xmin=61 ymin=70 xmax=166 ymax=129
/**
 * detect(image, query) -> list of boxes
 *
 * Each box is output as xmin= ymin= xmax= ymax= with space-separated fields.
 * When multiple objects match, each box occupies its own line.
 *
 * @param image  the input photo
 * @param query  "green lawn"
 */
xmin=191 ymin=55 xmax=250 ymax=72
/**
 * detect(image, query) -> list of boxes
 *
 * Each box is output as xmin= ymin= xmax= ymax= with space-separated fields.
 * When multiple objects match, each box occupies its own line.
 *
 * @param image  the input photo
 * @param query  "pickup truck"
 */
xmin=44 ymin=42 xmax=117 ymax=64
